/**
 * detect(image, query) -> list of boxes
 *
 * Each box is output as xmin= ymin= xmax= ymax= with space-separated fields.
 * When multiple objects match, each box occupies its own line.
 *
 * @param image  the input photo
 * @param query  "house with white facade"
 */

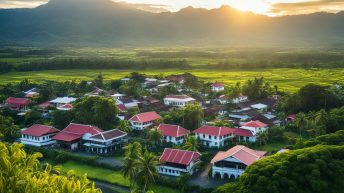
xmin=129 ymin=111 xmax=161 ymax=130
xmin=250 ymin=103 xmax=268 ymax=113
xmin=240 ymin=120 xmax=268 ymax=135
xmin=50 ymin=97 xmax=77 ymax=108
xmin=193 ymin=125 xmax=234 ymax=148
xmin=211 ymin=145 xmax=266 ymax=179
xmin=159 ymin=148 xmax=201 ymax=177
xmin=83 ymin=129 xmax=127 ymax=154
xmin=158 ymin=124 xmax=189 ymax=145
xmin=20 ymin=124 xmax=60 ymax=147
xmin=163 ymin=95 xmax=196 ymax=107
xmin=211 ymin=82 xmax=225 ymax=92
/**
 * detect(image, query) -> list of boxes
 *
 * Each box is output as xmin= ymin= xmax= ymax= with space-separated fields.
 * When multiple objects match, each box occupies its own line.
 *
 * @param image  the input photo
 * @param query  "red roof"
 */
xmin=53 ymin=123 xmax=103 ymax=142
xmin=232 ymin=128 xmax=254 ymax=137
xmin=117 ymin=104 xmax=127 ymax=112
xmin=193 ymin=125 xmax=233 ymax=137
xmin=37 ymin=101 xmax=51 ymax=109
xmin=241 ymin=120 xmax=267 ymax=128
xmin=61 ymin=104 xmax=73 ymax=109
xmin=211 ymin=145 xmax=266 ymax=166
xmin=21 ymin=124 xmax=59 ymax=137
xmin=211 ymin=82 xmax=224 ymax=87
xmin=129 ymin=111 xmax=161 ymax=123
xmin=158 ymin=124 xmax=189 ymax=137
xmin=287 ymin=114 xmax=297 ymax=121
xmin=160 ymin=148 xmax=201 ymax=166
xmin=6 ymin=97 xmax=31 ymax=105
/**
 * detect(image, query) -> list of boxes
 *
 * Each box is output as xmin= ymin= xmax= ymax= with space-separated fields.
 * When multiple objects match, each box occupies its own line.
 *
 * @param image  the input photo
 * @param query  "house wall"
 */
xmin=240 ymin=126 xmax=268 ymax=135
xmin=163 ymin=135 xmax=185 ymax=145
xmin=130 ymin=120 xmax=155 ymax=130
xmin=20 ymin=133 xmax=57 ymax=147
xmin=195 ymin=133 xmax=233 ymax=147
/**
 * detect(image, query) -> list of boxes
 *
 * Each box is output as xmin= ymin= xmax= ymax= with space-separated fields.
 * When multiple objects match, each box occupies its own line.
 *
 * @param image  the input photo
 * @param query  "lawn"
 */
xmin=60 ymin=161 xmax=180 ymax=193
xmin=1 ymin=68 xmax=343 ymax=92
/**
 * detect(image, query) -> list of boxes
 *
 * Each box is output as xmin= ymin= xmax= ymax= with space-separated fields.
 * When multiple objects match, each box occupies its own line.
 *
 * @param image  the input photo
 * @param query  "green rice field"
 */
xmin=1 ymin=68 xmax=343 ymax=92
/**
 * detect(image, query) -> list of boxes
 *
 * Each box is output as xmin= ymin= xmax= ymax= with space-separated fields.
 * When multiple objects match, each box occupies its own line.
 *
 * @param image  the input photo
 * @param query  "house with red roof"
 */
xmin=20 ymin=124 xmax=60 ymax=147
xmin=211 ymin=82 xmax=225 ymax=92
xmin=83 ymin=129 xmax=127 ymax=154
xmin=211 ymin=145 xmax=266 ymax=179
xmin=163 ymin=95 xmax=196 ymax=107
xmin=157 ymin=124 xmax=189 ymax=145
xmin=159 ymin=148 xmax=201 ymax=177
xmin=193 ymin=125 xmax=234 ymax=147
xmin=5 ymin=97 xmax=32 ymax=111
xmin=240 ymin=120 xmax=268 ymax=135
xmin=129 ymin=111 xmax=161 ymax=130
xmin=57 ymin=103 xmax=74 ymax=111
xmin=53 ymin=123 xmax=103 ymax=150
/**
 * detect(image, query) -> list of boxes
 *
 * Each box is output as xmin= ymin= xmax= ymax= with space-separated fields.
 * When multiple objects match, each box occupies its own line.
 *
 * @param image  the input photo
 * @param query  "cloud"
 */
xmin=270 ymin=0 xmax=344 ymax=16
xmin=116 ymin=1 xmax=169 ymax=13
xmin=0 ymin=0 xmax=47 ymax=8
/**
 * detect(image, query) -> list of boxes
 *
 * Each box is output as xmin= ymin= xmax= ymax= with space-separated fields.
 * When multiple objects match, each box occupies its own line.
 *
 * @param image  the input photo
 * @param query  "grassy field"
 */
xmin=60 ymin=161 xmax=180 ymax=193
xmin=1 ymin=68 xmax=343 ymax=92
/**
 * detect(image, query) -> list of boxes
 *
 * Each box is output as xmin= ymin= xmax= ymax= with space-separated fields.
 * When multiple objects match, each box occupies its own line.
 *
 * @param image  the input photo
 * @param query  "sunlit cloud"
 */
xmin=0 ymin=0 xmax=47 ymax=8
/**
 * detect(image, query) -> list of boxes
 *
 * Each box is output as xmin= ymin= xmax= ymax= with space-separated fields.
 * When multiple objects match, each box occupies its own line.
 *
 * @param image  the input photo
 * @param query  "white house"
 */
xmin=20 ymin=124 xmax=60 ymax=147
xmin=129 ymin=111 xmax=161 ymax=130
xmin=211 ymin=145 xmax=266 ymax=179
xmin=159 ymin=148 xmax=201 ymax=177
xmin=211 ymin=82 xmax=225 ymax=92
xmin=218 ymin=95 xmax=248 ymax=104
xmin=50 ymin=97 xmax=77 ymax=108
xmin=193 ymin=125 xmax=234 ymax=148
xmin=83 ymin=129 xmax=127 ymax=154
xmin=163 ymin=95 xmax=196 ymax=107
xmin=157 ymin=124 xmax=189 ymax=145
xmin=240 ymin=120 xmax=268 ymax=135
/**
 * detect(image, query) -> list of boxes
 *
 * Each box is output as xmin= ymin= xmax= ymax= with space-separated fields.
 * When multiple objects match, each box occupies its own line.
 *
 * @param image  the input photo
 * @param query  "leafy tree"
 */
xmin=0 ymin=115 xmax=20 ymax=141
xmin=293 ymin=130 xmax=344 ymax=149
xmin=24 ymin=110 xmax=42 ymax=125
xmin=52 ymin=110 xmax=73 ymax=129
xmin=110 ymin=79 xmax=122 ymax=90
xmin=147 ymin=127 xmax=163 ymax=147
xmin=242 ymin=77 xmax=272 ymax=100
xmin=295 ymin=112 xmax=307 ymax=137
xmin=94 ymin=73 xmax=104 ymax=88
xmin=119 ymin=120 xmax=132 ymax=133
xmin=256 ymin=131 xmax=269 ymax=146
xmin=215 ymin=145 xmax=344 ymax=193
xmin=162 ymin=108 xmax=184 ymax=126
xmin=73 ymin=96 xmax=118 ymax=129
xmin=0 ymin=142 xmax=100 ymax=193
xmin=183 ymin=104 xmax=204 ymax=130
xmin=183 ymin=135 xmax=200 ymax=152
xmin=136 ymin=150 xmax=159 ymax=192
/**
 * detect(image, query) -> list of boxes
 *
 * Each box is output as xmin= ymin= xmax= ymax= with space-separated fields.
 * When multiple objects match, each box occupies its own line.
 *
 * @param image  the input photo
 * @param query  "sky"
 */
xmin=0 ymin=0 xmax=343 ymax=16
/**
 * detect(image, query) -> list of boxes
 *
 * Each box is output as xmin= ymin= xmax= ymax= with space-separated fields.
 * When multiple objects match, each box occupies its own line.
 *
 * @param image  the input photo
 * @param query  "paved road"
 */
xmin=188 ymin=164 xmax=228 ymax=189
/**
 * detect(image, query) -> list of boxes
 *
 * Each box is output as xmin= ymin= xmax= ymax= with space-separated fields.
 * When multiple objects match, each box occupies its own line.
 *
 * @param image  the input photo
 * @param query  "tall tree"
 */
xmin=147 ymin=127 xmax=163 ymax=147
xmin=183 ymin=135 xmax=200 ymax=152
xmin=0 ymin=115 xmax=20 ymax=141
xmin=183 ymin=104 xmax=204 ymax=130
xmin=136 ymin=150 xmax=159 ymax=193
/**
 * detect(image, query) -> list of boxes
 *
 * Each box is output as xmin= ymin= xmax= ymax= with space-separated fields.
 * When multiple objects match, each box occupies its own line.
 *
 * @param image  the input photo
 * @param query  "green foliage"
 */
xmin=24 ymin=110 xmax=42 ymax=125
xmin=215 ymin=145 xmax=344 ymax=193
xmin=183 ymin=103 xmax=204 ymax=130
xmin=52 ymin=110 xmax=74 ymax=130
xmin=0 ymin=142 xmax=101 ymax=193
xmin=0 ymin=115 xmax=20 ymax=141
xmin=293 ymin=130 xmax=344 ymax=149
xmin=147 ymin=127 xmax=163 ymax=147
xmin=183 ymin=135 xmax=200 ymax=152
xmin=73 ymin=96 xmax=118 ymax=129
xmin=242 ymin=77 xmax=272 ymax=100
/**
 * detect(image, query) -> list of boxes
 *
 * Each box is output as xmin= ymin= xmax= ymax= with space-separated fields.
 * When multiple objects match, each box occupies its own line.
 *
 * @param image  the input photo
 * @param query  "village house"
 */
xmin=116 ymin=97 xmax=139 ymax=109
xmin=24 ymin=88 xmax=39 ymax=98
xmin=157 ymin=124 xmax=189 ymax=145
xmin=83 ymin=129 xmax=127 ymax=154
xmin=50 ymin=97 xmax=77 ymax=108
xmin=218 ymin=95 xmax=248 ymax=104
xmin=20 ymin=124 xmax=60 ymax=147
xmin=163 ymin=95 xmax=196 ymax=107
xmin=85 ymin=87 xmax=106 ymax=97
xmin=57 ymin=103 xmax=74 ymax=111
xmin=240 ymin=120 xmax=268 ymax=135
xmin=211 ymin=82 xmax=225 ymax=92
xmin=193 ymin=125 xmax=234 ymax=147
xmin=159 ymin=148 xmax=201 ymax=177
xmin=52 ymin=123 xmax=103 ymax=150
xmin=129 ymin=111 xmax=161 ymax=130
xmin=5 ymin=97 xmax=32 ymax=111
xmin=250 ymin=103 xmax=268 ymax=113
xmin=211 ymin=145 xmax=266 ymax=179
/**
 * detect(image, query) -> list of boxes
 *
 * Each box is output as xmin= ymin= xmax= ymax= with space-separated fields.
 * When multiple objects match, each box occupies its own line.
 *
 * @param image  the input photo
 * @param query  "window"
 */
xmin=214 ymin=136 xmax=217 ymax=139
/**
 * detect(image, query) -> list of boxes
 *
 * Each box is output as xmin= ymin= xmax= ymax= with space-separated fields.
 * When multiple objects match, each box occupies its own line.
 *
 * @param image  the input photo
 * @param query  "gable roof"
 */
xmin=6 ymin=97 xmax=31 ymax=105
xmin=21 ymin=124 xmax=59 ymax=137
xmin=211 ymin=82 xmax=224 ymax=87
xmin=50 ymin=97 xmax=77 ymax=104
xmin=160 ymin=148 xmax=201 ymax=166
xmin=53 ymin=123 xmax=103 ymax=142
xmin=211 ymin=145 xmax=266 ymax=166
xmin=89 ymin=129 xmax=127 ymax=141
xmin=164 ymin=95 xmax=195 ymax=100
xmin=116 ymin=104 xmax=127 ymax=112
xmin=158 ymin=124 xmax=189 ymax=137
xmin=232 ymin=128 xmax=254 ymax=137
xmin=193 ymin=125 xmax=233 ymax=137
xmin=241 ymin=120 xmax=268 ymax=128
xmin=129 ymin=111 xmax=161 ymax=123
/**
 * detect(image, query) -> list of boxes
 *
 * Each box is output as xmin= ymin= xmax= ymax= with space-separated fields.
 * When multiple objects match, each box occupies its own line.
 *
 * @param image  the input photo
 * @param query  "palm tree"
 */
xmin=147 ymin=127 xmax=163 ymax=147
xmin=121 ymin=157 xmax=139 ymax=188
xmin=295 ymin=112 xmax=307 ymax=138
xmin=136 ymin=150 xmax=159 ymax=193
xmin=124 ymin=142 xmax=142 ymax=159
xmin=119 ymin=120 xmax=132 ymax=134
xmin=183 ymin=135 xmax=200 ymax=152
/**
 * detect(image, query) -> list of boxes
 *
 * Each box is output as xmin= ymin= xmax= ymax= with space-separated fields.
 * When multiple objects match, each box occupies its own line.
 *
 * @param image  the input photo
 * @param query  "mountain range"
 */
xmin=0 ymin=0 xmax=344 ymax=46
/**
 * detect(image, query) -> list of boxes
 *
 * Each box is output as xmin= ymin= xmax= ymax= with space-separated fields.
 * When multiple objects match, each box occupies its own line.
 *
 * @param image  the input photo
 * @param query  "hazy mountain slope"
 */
xmin=0 ymin=0 xmax=343 ymax=46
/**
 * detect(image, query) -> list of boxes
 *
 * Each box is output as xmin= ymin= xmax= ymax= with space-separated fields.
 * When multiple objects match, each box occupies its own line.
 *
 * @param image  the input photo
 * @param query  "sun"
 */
xmin=228 ymin=0 xmax=271 ymax=14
